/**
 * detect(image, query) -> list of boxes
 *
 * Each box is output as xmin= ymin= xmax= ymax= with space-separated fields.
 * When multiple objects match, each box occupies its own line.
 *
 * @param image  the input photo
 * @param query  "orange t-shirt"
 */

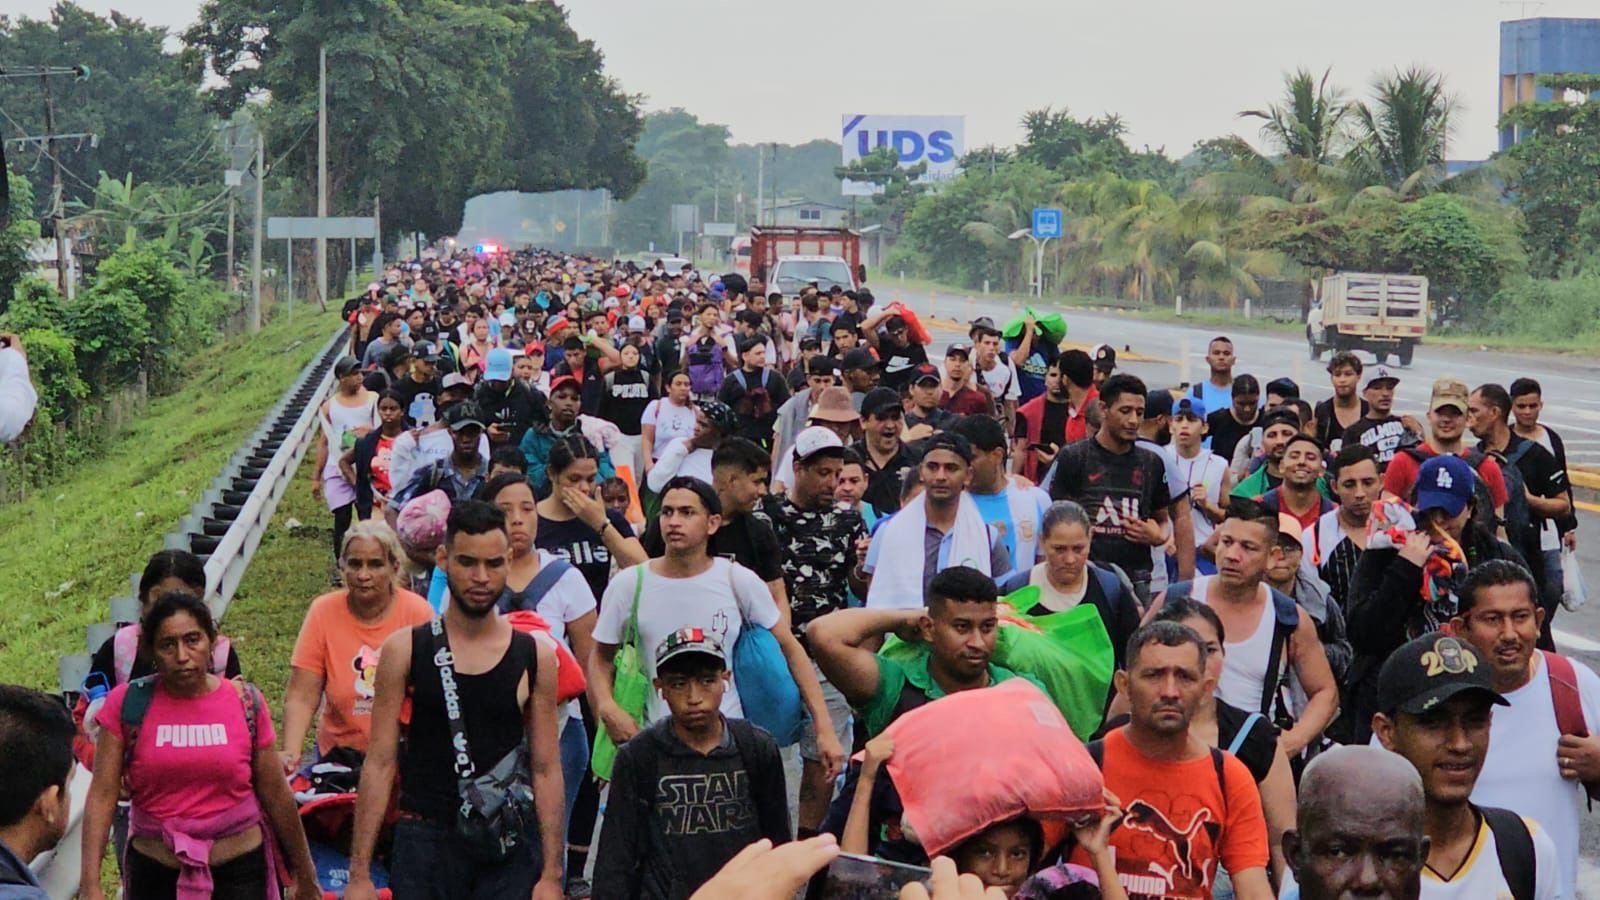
xmin=1071 ymin=727 xmax=1268 ymax=899
xmin=290 ymin=588 xmax=434 ymax=755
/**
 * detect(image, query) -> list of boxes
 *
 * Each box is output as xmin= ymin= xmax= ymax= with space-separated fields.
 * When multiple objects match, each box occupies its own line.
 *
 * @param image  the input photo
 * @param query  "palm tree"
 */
xmin=1347 ymin=66 xmax=1456 ymax=196
xmin=1240 ymin=68 xmax=1351 ymax=165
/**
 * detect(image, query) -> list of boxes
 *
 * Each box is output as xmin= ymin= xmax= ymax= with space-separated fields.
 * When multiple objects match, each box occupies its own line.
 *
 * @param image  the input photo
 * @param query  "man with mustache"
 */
xmin=1078 ymin=620 xmax=1272 ymax=899
xmin=1448 ymin=560 xmax=1600 ymax=899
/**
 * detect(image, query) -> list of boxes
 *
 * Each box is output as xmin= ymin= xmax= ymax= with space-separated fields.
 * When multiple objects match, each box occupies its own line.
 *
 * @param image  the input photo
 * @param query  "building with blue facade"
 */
xmin=1500 ymin=17 xmax=1600 ymax=150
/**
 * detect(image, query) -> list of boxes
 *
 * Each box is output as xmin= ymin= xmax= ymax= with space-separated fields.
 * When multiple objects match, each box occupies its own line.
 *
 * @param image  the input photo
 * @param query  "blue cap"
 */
xmin=483 ymin=347 xmax=514 ymax=382
xmin=1416 ymin=455 xmax=1476 ymax=518
xmin=1173 ymin=394 xmax=1207 ymax=420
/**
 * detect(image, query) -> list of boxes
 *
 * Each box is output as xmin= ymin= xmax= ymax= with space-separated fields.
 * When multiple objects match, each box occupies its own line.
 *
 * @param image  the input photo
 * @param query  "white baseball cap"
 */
xmin=792 ymin=425 xmax=846 ymax=463
xmin=1361 ymin=365 xmax=1400 ymax=391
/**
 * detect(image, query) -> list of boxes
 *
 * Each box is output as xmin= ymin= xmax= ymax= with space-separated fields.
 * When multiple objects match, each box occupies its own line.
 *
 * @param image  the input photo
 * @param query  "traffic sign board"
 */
xmin=1032 ymin=208 xmax=1063 ymax=240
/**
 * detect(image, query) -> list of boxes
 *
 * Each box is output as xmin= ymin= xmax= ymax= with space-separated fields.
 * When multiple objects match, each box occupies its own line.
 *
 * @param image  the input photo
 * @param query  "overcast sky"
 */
xmin=5 ymin=0 xmax=1596 ymax=161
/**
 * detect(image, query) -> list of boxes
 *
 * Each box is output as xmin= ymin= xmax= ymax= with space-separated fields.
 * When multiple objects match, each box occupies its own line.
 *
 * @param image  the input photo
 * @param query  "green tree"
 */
xmin=1348 ymin=67 xmax=1456 ymax=196
xmin=1016 ymin=107 xmax=1179 ymax=188
xmin=182 ymin=0 xmax=644 ymax=250
xmin=610 ymin=109 xmax=732 ymax=252
xmin=1239 ymin=68 xmax=1350 ymax=165
xmin=1499 ymin=73 xmax=1600 ymax=277
xmin=834 ymin=147 xmax=929 ymax=239
xmin=0 ymin=173 xmax=42 ymax=314
xmin=0 ymin=3 xmax=218 ymax=213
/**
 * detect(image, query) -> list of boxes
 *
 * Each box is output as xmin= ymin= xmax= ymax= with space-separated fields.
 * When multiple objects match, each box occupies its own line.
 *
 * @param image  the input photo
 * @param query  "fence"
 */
xmin=1175 ymin=278 xmax=1310 ymax=323
xmin=33 ymin=321 xmax=348 ymax=899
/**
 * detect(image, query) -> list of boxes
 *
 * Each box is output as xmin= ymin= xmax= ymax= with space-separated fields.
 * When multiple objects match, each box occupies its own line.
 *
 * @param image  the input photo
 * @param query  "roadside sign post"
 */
xmin=1027 ymin=208 xmax=1063 ymax=298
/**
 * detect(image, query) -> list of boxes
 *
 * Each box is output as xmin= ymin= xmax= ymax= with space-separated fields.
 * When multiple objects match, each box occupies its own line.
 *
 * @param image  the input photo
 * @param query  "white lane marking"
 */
xmin=1556 ymin=629 xmax=1600 ymax=655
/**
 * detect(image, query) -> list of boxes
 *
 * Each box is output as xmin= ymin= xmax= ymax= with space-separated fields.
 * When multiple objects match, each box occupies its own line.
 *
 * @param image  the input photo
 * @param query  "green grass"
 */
xmin=0 ymin=305 xmax=339 ymax=689
xmin=220 ymin=461 xmax=333 ymax=704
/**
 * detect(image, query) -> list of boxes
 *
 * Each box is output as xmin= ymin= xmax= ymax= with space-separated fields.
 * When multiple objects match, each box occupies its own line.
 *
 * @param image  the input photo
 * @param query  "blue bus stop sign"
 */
xmin=1031 ymin=207 xmax=1063 ymax=240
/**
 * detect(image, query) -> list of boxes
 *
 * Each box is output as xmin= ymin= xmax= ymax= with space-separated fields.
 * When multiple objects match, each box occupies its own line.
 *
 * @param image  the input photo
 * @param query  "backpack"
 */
xmin=1479 ymin=805 xmax=1536 ymax=900
xmin=113 ymin=624 xmax=232 ymax=685
xmin=1491 ymin=441 xmax=1536 ymax=554
xmin=1543 ymin=650 xmax=1600 ymax=807
xmin=495 ymin=557 xmax=575 ymax=614
xmin=731 ymin=368 xmax=775 ymax=423
xmin=686 ymin=338 xmax=724 ymax=395
xmin=1403 ymin=447 xmax=1497 ymax=540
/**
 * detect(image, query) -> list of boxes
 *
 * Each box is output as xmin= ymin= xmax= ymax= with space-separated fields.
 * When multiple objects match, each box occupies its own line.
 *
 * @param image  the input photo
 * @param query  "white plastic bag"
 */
xmin=1562 ymin=547 xmax=1587 ymax=612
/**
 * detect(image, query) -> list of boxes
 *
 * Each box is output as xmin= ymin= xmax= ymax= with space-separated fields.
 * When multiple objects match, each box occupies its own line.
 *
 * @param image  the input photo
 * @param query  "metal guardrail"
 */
xmin=36 ymin=324 xmax=349 ymax=898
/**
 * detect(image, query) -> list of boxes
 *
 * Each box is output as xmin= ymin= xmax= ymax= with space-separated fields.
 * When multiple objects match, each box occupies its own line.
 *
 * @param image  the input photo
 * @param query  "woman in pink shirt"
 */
xmin=80 ymin=592 xmax=320 ymax=900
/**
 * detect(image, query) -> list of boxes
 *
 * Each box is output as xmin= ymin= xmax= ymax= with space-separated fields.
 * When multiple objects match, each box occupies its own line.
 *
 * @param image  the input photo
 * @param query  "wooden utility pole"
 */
xmin=40 ymin=72 xmax=66 ymax=296
xmin=249 ymin=130 xmax=264 ymax=333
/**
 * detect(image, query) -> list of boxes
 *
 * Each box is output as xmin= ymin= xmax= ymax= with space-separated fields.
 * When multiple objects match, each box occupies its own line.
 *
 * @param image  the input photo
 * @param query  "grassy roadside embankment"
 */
xmin=0 ymin=305 xmax=338 ymax=689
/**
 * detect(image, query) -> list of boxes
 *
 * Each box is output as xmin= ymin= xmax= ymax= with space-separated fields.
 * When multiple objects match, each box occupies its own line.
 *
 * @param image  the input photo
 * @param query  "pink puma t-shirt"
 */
xmin=97 ymin=678 xmax=274 ymax=821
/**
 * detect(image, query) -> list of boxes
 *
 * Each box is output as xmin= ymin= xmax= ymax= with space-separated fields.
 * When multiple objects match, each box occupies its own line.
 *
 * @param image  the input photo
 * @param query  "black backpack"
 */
xmin=1480 ymin=805 xmax=1536 ymax=900
xmin=1489 ymin=441 xmax=1536 ymax=554
xmin=732 ymin=368 xmax=775 ymax=422
xmin=1403 ymin=447 xmax=1498 ymax=540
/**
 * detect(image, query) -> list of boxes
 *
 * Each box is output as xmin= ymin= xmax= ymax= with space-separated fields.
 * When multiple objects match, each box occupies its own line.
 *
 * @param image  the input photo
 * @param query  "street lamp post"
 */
xmin=1008 ymin=227 xmax=1051 ymax=298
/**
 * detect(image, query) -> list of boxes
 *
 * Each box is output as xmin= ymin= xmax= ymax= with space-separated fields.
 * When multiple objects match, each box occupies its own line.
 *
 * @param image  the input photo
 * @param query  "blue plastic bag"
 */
xmin=733 ymin=625 xmax=807 ymax=746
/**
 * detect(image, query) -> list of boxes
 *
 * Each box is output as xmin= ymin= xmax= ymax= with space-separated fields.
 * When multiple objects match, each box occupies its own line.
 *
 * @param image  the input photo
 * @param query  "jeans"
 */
xmin=559 ymin=715 xmax=589 ymax=842
xmin=390 ymin=818 xmax=539 ymax=900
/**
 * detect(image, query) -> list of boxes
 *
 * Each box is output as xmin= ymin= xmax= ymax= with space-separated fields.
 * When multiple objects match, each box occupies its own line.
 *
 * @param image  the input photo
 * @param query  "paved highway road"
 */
xmin=888 ymin=284 xmax=1600 ymax=895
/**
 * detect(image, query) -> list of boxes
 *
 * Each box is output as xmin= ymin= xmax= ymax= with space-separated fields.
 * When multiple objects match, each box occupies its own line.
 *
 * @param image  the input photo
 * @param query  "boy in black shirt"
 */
xmin=1204 ymin=374 xmax=1260 ymax=462
xmin=595 ymin=628 xmax=790 ymax=900
xmin=1049 ymin=373 xmax=1174 ymax=605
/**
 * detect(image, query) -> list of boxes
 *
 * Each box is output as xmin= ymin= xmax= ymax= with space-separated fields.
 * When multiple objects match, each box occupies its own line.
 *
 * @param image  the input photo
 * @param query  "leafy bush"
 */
xmin=18 ymin=327 xmax=87 ymax=423
xmin=63 ymin=287 xmax=151 ymax=388
xmin=1479 ymin=277 xmax=1600 ymax=342
xmin=2 ymin=278 xmax=66 ymax=334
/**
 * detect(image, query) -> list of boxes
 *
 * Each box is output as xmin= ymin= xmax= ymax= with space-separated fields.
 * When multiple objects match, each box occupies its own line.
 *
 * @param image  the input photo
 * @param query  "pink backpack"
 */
xmin=112 ymin=624 xmax=231 ymax=684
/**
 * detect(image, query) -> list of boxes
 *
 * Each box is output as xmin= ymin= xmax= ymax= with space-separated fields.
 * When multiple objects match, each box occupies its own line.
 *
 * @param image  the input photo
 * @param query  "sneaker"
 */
xmin=565 ymin=877 xmax=592 ymax=899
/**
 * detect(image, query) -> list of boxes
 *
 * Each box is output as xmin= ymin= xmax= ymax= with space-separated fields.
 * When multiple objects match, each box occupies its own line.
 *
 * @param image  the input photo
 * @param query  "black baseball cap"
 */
xmin=1265 ymin=377 xmax=1300 ymax=399
xmin=1377 ymin=632 xmax=1508 ymax=717
xmin=1093 ymin=345 xmax=1117 ymax=371
xmin=1144 ymin=389 xmax=1173 ymax=420
xmin=804 ymin=355 xmax=840 ymax=378
xmin=920 ymin=431 xmax=973 ymax=463
xmin=799 ymin=335 xmax=822 ymax=351
xmin=655 ymin=626 xmax=726 ymax=669
xmin=334 ymin=357 xmax=362 ymax=378
xmin=1260 ymin=406 xmax=1302 ymax=433
xmin=945 ymin=342 xmax=973 ymax=359
xmin=911 ymin=363 xmax=942 ymax=385
xmin=841 ymin=348 xmax=880 ymax=371
xmin=860 ymin=387 xmax=903 ymax=419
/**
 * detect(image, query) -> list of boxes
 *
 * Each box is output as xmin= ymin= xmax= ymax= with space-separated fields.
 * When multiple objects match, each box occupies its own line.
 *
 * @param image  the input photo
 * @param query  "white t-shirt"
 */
xmin=1028 ymin=564 xmax=1087 ymax=612
xmin=1174 ymin=446 xmax=1228 ymax=550
xmin=1419 ymin=813 xmax=1561 ymax=900
xmin=504 ymin=549 xmax=596 ymax=722
xmin=1471 ymin=651 xmax=1600 ymax=898
xmin=1136 ymin=439 xmax=1189 ymax=593
xmin=972 ymin=358 xmax=1021 ymax=403
xmin=641 ymin=398 xmax=697 ymax=457
xmin=593 ymin=558 xmax=781 ymax=723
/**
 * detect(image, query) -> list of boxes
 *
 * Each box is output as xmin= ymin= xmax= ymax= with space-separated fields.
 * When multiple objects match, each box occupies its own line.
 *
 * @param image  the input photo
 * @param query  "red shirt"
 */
xmin=1382 ymin=446 xmax=1508 ymax=508
xmin=941 ymin=385 xmax=993 ymax=417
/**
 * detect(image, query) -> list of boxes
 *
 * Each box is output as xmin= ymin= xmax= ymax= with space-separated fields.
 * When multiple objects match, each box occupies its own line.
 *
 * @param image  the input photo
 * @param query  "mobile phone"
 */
xmin=1029 ymin=442 xmax=1055 ymax=453
xmin=808 ymin=853 xmax=931 ymax=900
